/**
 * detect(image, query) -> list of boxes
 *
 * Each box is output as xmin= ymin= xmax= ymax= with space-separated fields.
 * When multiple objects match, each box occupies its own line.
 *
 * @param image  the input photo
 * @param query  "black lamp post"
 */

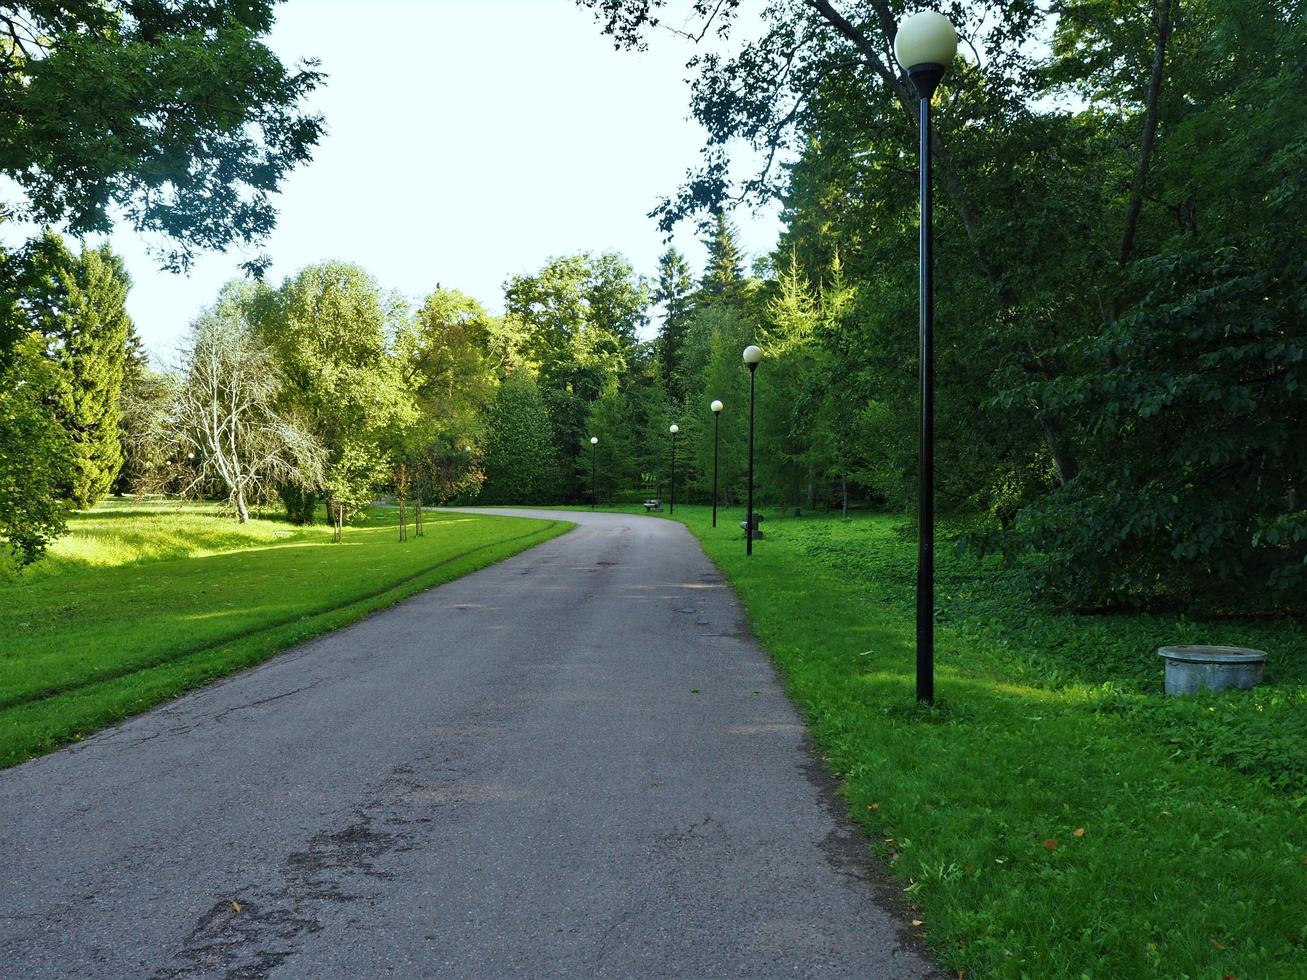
xmin=590 ymin=436 xmax=599 ymax=510
xmin=710 ymin=399 xmax=723 ymax=527
xmin=742 ymin=345 xmax=762 ymax=555
xmin=668 ymin=424 xmax=679 ymax=514
xmin=895 ymin=10 xmax=957 ymax=706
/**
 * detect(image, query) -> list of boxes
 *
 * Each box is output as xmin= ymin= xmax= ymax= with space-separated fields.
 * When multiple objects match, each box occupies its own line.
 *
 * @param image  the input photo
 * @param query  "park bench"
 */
xmin=739 ymin=513 xmax=765 ymax=539
xmin=643 ymin=498 xmax=662 ymax=512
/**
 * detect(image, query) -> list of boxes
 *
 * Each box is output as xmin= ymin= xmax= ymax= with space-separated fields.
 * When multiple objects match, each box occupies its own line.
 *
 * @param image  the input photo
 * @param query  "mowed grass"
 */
xmin=570 ymin=503 xmax=1307 ymax=979
xmin=0 ymin=500 xmax=570 ymax=768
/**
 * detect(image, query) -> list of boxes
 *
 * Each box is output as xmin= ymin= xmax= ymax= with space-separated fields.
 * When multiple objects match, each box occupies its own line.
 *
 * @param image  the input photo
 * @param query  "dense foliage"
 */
xmin=0 ymin=334 xmax=72 ymax=564
xmin=21 ymin=232 xmax=133 ymax=508
xmin=0 ymin=0 xmax=321 ymax=564
xmin=576 ymin=0 xmax=1307 ymax=613
xmin=0 ymin=0 xmax=323 ymax=272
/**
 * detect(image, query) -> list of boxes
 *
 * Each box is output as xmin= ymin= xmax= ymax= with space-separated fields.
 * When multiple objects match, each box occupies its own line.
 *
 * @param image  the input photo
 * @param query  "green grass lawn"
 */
xmin=567 ymin=503 xmax=1307 ymax=979
xmin=0 ymin=500 xmax=570 ymax=768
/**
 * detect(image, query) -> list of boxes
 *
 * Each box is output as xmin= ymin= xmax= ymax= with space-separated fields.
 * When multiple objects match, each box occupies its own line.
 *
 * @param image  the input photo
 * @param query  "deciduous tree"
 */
xmin=164 ymin=287 xmax=325 ymax=523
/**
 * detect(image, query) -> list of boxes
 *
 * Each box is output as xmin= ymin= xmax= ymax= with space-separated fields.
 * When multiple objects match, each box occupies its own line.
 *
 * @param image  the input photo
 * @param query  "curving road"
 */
xmin=1 ymin=509 xmax=935 ymax=979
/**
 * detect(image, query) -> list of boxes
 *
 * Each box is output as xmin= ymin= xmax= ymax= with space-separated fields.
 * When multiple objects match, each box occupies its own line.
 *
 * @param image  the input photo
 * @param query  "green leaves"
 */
xmin=0 ymin=2 xmax=323 ymax=270
xmin=0 ymin=335 xmax=73 ymax=567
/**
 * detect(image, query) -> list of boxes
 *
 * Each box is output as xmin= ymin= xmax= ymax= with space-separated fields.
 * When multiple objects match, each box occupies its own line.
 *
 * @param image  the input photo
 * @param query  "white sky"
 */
xmin=7 ymin=0 xmax=784 ymax=363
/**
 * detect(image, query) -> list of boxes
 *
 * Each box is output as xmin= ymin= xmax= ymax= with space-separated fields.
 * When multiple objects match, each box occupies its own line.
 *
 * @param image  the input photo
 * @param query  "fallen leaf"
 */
xmin=1073 ymin=827 xmax=1085 ymax=837
xmin=911 ymin=919 xmax=924 ymax=926
xmin=1210 ymin=939 xmax=1226 ymax=950
xmin=868 ymin=802 xmax=880 ymax=811
xmin=231 ymin=901 xmax=242 ymax=913
xmin=995 ymin=858 xmax=1005 ymax=864
xmin=1042 ymin=839 xmax=1058 ymax=850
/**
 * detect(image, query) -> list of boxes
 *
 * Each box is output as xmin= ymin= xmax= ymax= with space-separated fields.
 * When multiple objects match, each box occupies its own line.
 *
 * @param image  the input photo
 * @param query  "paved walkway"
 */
xmin=1 ymin=509 xmax=935 ymax=978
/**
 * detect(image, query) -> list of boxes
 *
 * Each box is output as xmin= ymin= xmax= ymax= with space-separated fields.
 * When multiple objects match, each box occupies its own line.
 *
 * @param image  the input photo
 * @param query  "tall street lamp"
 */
xmin=668 ymin=424 xmax=679 ymax=514
xmin=710 ymin=399 xmax=724 ymax=527
xmin=590 ymin=436 xmax=599 ymax=510
xmin=742 ymin=345 xmax=763 ymax=555
xmin=895 ymin=9 xmax=957 ymax=706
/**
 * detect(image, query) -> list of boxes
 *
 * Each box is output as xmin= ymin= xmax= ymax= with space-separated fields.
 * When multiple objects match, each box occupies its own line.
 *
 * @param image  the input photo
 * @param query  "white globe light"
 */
xmin=711 ymin=399 xmax=724 ymax=413
xmin=894 ymin=10 xmax=958 ymax=70
xmin=669 ymin=423 xmax=679 ymax=434
xmin=742 ymin=345 xmax=763 ymax=365
xmin=590 ymin=436 xmax=599 ymax=445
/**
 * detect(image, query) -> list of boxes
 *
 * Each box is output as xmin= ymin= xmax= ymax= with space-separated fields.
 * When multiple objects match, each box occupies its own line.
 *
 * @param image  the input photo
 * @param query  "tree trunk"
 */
xmin=1038 ymin=406 xmax=1081 ymax=485
xmin=1119 ymin=0 xmax=1175 ymax=268
xmin=841 ymin=476 xmax=848 ymax=519
xmin=233 ymin=488 xmax=250 ymax=524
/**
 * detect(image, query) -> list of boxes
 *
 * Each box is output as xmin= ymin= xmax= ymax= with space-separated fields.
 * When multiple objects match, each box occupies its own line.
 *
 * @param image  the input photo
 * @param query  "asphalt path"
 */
xmin=1 ymin=508 xmax=935 ymax=979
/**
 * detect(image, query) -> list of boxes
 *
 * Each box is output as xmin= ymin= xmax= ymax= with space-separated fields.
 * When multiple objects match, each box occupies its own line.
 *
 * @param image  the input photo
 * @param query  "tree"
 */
xmin=758 ymin=252 xmax=825 ymax=510
xmin=0 ymin=333 xmax=73 ymax=567
xmin=399 ymin=288 xmax=517 ymax=423
xmin=686 ymin=303 xmax=753 ymax=505
xmin=20 ymin=232 xmax=133 ymax=508
xmin=480 ymin=372 xmax=562 ymax=504
xmin=652 ymin=247 xmax=695 ymax=398
xmin=250 ymin=262 xmax=412 ymax=523
xmin=585 ymin=386 xmax=641 ymax=502
xmin=164 ymin=287 xmax=325 ymax=523
xmin=700 ymin=211 xmax=746 ymax=299
xmin=504 ymin=252 xmax=647 ymax=498
xmin=112 ymin=321 xmax=160 ymax=495
xmin=996 ymin=2 xmax=1307 ymax=609
xmin=116 ymin=360 xmax=172 ymax=496
xmin=0 ymin=1 xmax=323 ymax=275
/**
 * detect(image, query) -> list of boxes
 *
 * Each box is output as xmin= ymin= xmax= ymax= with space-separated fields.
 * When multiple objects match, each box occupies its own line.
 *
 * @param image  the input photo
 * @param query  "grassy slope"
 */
xmin=0 ymin=501 xmax=570 ymax=768
xmin=575 ymin=503 xmax=1306 ymax=979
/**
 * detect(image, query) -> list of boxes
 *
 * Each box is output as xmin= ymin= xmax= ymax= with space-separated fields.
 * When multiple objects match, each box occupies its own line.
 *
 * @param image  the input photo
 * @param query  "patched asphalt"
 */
xmin=1 ymin=508 xmax=936 ymax=978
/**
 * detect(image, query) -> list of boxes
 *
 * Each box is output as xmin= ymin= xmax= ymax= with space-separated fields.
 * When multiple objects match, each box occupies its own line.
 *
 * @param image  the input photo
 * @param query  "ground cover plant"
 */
xmin=0 ymin=500 xmax=570 ymax=768
xmin=561 ymin=503 xmax=1306 ymax=978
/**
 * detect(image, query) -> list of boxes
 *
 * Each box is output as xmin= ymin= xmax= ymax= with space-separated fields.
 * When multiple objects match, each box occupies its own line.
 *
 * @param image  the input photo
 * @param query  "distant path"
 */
xmin=0 ymin=508 xmax=935 ymax=978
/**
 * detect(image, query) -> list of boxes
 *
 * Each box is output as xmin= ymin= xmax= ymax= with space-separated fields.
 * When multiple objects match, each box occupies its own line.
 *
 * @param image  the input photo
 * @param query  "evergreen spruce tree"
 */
xmin=23 ymin=233 xmax=132 ymax=509
xmin=61 ymin=246 xmax=132 ymax=508
xmin=652 ymin=248 xmax=694 ymax=399
xmin=700 ymin=211 xmax=745 ymax=299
